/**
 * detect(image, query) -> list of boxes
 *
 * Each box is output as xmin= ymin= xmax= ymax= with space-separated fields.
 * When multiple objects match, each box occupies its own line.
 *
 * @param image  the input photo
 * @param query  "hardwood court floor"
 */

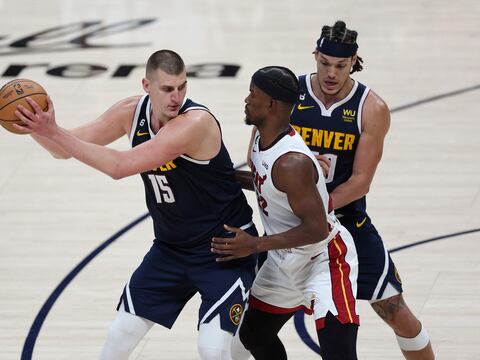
xmin=0 ymin=0 xmax=479 ymax=359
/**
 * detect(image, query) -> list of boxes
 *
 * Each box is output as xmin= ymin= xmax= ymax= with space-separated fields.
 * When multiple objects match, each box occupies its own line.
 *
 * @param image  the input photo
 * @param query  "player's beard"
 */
xmin=244 ymin=116 xmax=253 ymax=125
xmin=244 ymin=116 xmax=263 ymax=127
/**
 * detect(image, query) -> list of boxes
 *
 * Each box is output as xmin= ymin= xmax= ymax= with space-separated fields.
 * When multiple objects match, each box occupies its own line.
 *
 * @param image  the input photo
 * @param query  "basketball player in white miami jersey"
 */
xmin=212 ymin=66 xmax=359 ymax=360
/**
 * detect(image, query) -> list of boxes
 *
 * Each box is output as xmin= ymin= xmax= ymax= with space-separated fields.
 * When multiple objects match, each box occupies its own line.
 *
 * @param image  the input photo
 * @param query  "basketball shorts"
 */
xmin=339 ymin=214 xmax=403 ymax=302
xmin=118 ymin=224 xmax=258 ymax=334
xmin=249 ymin=226 xmax=359 ymax=329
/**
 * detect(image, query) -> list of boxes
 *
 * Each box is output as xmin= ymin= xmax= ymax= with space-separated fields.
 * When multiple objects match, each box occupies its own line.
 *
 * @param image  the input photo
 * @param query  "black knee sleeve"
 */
xmin=317 ymin=312 xmax=358 ymax=360
xmin=239 ymin=319 xmax=258 ymax=350
xmin=238 ymin=312 xmax=270 ymax=350
xmin=239 ymin=308 xmax=292 ymax=359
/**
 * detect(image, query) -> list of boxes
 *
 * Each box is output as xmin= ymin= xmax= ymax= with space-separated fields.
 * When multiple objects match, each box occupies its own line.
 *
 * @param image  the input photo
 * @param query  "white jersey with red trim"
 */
xmin=249 ymin=127 xmax=359 ymax=326
xmin=250 ymin=126 xmax=341 ymax=253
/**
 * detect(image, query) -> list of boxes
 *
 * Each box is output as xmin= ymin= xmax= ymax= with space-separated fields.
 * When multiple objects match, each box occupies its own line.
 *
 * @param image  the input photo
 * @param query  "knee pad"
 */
xmin=100 ymin=306 xmax=154 ymax=360
xmin=198 ymin=315 xmax=233 ymax=360
xmin=396 ymin=324 xmax=430 ymax=351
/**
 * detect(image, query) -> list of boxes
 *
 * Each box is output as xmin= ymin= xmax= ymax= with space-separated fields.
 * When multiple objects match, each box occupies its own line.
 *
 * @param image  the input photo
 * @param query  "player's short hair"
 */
xmin=318 ymin=21 xmax=363 ymax=73
xmin=251 ymin=66 xmax=300 ymax=104
xmin=146 ymin=50 xmax=185 ymax=79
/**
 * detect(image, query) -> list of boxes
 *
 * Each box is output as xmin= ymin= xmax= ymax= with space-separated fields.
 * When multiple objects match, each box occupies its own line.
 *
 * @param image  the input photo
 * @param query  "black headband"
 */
xmin=316 ymin=37 xmax=358 ymax=58
xmin=251 ymin=66 xmax=300 ymax=104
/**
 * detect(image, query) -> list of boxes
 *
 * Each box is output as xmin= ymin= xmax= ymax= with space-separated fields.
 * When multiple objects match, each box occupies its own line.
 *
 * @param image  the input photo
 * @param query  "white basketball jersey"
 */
xmin=251 ymin=126 xmax=341 ymax=252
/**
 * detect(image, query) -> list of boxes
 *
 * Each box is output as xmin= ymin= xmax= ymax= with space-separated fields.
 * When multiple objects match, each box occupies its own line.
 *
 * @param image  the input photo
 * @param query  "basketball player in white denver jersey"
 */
xmin=212 ymin=66 xmax=359 ymax=360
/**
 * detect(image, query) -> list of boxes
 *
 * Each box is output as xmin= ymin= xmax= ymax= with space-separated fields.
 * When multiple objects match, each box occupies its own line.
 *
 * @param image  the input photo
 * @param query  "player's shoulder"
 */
xmin=274 ymin=151 xmax=314 ymax=175
xmin=361 ymin=89 xmax=390 ymax=132
xmin=364 ymin=89 xmax=389 ymax=114
xmin=102 ymin=95 xmax=143 ymax=120
xmin=177 ymin=101 xmax=216 ymax=126
xmin=96 ymin=95 xmax=142 ymax=126
xmin=272 ymin=151 xmax=317 ymax=192
xmin=112 ymin=95 xmax=143 ymax=111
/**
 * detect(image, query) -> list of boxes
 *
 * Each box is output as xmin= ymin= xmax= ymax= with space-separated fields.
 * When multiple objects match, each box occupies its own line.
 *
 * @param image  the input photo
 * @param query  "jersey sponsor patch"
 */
xmin=229 ymin=303 xmax=243 ymax=325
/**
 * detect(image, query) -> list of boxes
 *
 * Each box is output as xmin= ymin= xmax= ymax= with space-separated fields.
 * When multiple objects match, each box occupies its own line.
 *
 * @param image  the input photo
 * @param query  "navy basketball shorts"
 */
xmin=118 ymin=225 xmax=258 ymax=334
xmin=340 ymin=214 xmax=403 ymax=302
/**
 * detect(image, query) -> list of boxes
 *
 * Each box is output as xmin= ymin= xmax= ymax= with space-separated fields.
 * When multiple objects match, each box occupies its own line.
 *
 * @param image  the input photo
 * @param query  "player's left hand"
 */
xmin=211 ymin=224 xmax=258 ymax=262
xmin=14 ymin=96 xmax=58 ymax=137
xmin=315 ymin=154 xmax=331 ymax=178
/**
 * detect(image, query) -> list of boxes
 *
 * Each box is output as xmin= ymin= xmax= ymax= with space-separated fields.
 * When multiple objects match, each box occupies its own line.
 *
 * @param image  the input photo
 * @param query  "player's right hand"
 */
xmin=315 ymin=154 xmax=331 ymax=178
xmin=14 ymin=96 xmax=58 ymax=137
xmin=211 ymin=224 xmax=258 ymax=262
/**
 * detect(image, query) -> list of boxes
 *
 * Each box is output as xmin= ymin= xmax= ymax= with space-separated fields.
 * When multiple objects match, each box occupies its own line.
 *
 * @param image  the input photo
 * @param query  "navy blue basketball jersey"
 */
xmin=290 ymin=74 xmax=370 ymax=217
xmin=130 ymin=95 xmax=253 ymax=247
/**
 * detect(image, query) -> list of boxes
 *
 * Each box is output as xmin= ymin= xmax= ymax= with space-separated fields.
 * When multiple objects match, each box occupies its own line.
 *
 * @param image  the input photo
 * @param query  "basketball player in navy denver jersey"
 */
xmin=212 ymin=66 xmax=359 ymax=360
xmin=288 ymin=21 xmax=434 ymax=359
xmin=15 ymin=50 xmax=258 ymax=360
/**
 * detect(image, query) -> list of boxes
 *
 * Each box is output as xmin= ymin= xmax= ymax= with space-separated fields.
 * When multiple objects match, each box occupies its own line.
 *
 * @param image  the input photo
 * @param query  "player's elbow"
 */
xmin=305 ymin=222 xmax=329 ymax=245
xmin=109 ymin=166 xmax=127 ymax=180
xmin=109 ymin=163 xmax=136 ymax=180
xmin=353 ymin=177 xmax=372 ymax=198
xmin=110 ymin=172 xmax=123 ymax=180
xmin=108 ymin=151 xmax=134 ymax=180
xmin=105 ymin=159 xmax=125 ymax=179
xmin=316 ymin=227 xmax=330 ymax=243
xmin=362 ymin=184 xmax=370 ymax=196
xmin=52 ymin=152 xmax=71 ymax=160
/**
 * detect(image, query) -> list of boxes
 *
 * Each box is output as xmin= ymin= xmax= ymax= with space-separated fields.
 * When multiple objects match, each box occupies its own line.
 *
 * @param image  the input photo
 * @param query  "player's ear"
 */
xmin=269 ymin=98 xmax=276 ymax=109
xmin=351 ymin=54 xmax=358 ymax=68
xmin=142 ymin=78 xmax=150 ymax=93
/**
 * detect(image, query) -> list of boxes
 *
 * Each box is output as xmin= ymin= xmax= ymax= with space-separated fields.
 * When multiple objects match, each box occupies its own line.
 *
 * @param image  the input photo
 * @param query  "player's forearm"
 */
xmin=31 ymin=125 xmax=112 ymax=160
xmin=31 ymin=133 xmax=72 ymax=159
xmin=330 ymin=176 xmax=371 ymax=210
xmin=235 ymin=170 xmax=254 ymax=191
xmin=256 ymin=222 xmax=329 ymax=252
xmin=50 ymin=127 xmax=125 ymax=179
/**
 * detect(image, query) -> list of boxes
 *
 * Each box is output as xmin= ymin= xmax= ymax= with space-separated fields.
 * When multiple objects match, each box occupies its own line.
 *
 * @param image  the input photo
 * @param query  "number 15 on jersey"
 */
xmin=148 ymin=174 xmax=175 ymax=203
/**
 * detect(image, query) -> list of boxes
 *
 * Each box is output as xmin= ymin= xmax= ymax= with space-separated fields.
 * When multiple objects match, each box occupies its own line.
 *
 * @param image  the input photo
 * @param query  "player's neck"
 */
xmin=150 ymin=113 xmax=170 ymax=134
xmin=312 ymin=76 xmax=355 ymax=109
xmin=258 ymin=124 xmax=290 ymax=150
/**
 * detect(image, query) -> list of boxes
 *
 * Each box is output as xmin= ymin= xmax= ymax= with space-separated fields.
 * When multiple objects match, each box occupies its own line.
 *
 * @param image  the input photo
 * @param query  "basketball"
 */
xmin=0 ymin=79 xmax=48 ymax=135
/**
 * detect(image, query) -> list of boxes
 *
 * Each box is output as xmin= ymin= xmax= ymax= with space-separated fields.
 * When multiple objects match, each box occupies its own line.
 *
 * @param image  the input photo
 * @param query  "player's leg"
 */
xmin=99 ymin=302 xmax=154 ymax=360
xmin=309 ymin=228 xmax=359 ymax=359
xmin=316 ymin=311 xmax=358 ymax=360
xmin=105 ymin=242 xmax=196 ymax=358
xmin=230 ymin=302 xmax=252 ymax=360
xmin=370 ymin=294 xmax=434 ymax=359
xmin=239 ymin=307 xmax=294 ymax=360
xmin=195 ymin=224 xmax=258 ymax=359
xmin=195 ymin=263 xmax=255 ymax=359
xmin=198 ymin=314 xmax=235 ymax=360
xmin=344 ymin=215 xmax=434 ymax=359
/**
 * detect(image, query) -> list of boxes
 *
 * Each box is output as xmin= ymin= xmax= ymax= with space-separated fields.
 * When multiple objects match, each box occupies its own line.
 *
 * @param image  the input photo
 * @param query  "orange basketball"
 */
xmin=0 ymin=79 xmax=48 ymax=135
